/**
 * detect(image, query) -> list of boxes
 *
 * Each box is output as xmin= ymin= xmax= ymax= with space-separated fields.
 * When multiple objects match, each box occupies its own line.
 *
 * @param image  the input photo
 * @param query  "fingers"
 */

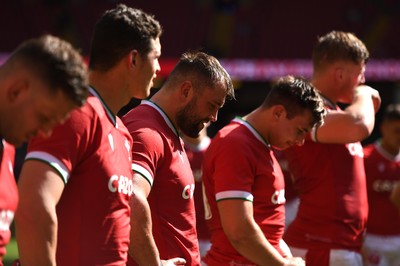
xmin=284 ymin=256 xmax=305 ymax=266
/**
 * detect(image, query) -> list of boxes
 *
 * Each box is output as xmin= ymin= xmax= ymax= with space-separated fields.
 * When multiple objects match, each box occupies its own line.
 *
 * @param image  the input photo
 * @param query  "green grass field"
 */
xmin=3 ymin=222 xmax=18 ymax=266
xmin=3 ymin=237 xmax=18 ymax=266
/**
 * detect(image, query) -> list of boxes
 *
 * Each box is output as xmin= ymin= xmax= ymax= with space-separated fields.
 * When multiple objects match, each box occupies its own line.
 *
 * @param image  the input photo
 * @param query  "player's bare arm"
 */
xmin=218 ymin=199 xmax=303 ymax=266
xmin=15 ymin=161 xmax=65 ymax=266
xmin=129 ymin=172 xmax=187 ymax=265
xmin=129 ymin=172 xmax=160 ymax=265
xmin=315 ymin=85 xmax=381 ymax=144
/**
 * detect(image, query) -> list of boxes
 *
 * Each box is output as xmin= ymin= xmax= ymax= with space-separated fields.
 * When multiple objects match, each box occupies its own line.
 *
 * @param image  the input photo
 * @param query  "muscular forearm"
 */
xmin=345 ymin=85 xmax=380 ymax=137
xmin=129 ymin=227 xmax=160 ymax=265
xmin=15 ymin=161 xmax=65 ymax=266
xmin=129 ymin=194 xmax=160 ymax=265
xmin=228 ymin=226 xmax=285 ymax=266
xmin=15 ymin=207 xmax=58 ymax=266
xmin=316 ymin=85 xmax=381 ymax=144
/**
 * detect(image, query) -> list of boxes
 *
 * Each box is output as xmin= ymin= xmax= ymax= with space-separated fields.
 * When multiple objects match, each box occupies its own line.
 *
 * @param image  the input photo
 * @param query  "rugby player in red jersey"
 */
xmin=15 ymin=5 xmax=162 ymax=265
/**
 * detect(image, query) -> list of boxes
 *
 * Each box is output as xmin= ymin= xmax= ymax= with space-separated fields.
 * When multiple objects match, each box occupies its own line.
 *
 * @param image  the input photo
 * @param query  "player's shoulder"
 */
xmin=133 ymin=125 xmax=164 ymax=147
xmin=66 ymin=95 xmax=99 ymax=120
xmin=209 ymin=128 xmax=252 ymax=159
xmin=211 ymin=128 xmax=237 ymax=148
xmin=123 ymin=105 xmax=159 ymax=129
xmin=69 ymin=95 xmax=118 ymax=129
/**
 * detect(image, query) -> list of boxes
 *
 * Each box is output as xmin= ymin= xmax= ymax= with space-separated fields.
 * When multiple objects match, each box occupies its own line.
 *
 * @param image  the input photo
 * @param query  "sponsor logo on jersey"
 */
xmin=108 ymin=175 xmax=133 ymax=196
xmin=271 ymin=189 xmax=286 ymax=205
xmin=0 ymin=210 xmax=14 ymax=231
xmin=182 ymin=183 xmax=195 ymax=199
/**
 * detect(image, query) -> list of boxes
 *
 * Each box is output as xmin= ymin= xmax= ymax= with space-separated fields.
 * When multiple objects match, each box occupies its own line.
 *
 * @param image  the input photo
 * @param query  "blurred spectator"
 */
xmin=362 ymin=103 xmax=400 ymax=266
xmin=391 ymin=182 xmax=400 ymax=208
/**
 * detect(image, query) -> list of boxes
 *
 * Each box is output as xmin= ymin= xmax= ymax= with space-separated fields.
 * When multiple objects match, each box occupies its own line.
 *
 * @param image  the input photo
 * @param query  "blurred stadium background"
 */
xmin=2 ymin=0 xmax=400 ymax=264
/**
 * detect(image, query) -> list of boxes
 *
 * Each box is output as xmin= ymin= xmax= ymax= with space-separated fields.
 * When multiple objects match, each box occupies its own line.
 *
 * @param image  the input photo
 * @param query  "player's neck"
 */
xmin=149 ymin=89 xmax=179 ymax=127
xmin=244 ymin=107 xmax=272 ymax=147
xmin=183 ymin=130 xmax=208 ymax=146
xmin=312 ymin=77 xmax=338 ymax=104
xmin=89 ymin=71 xmax=128 ymax=115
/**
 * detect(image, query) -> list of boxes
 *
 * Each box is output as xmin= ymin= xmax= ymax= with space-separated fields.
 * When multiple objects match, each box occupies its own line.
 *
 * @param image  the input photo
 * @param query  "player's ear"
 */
xmin=272 ymin=105 xmax=285 ymax=120
xmin=129 ymin=49 xmax=139 ymax=68
xmin=7 ymin=79 xmax=28 ymax=103
xmin=179 ymin=80 xmax=194 ymax=101
xmin=335 ymin=67 xmax=344 ymax=83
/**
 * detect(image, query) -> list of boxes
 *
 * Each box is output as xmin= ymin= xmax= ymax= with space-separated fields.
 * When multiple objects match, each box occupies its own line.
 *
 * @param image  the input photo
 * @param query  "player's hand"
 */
xmin=283 ymin=256 xmax=305 ymax=266
xmin=355 ymin=85 xmax=381 ymax=112
xmin=161 ymin=257 xmax=187 ymax=265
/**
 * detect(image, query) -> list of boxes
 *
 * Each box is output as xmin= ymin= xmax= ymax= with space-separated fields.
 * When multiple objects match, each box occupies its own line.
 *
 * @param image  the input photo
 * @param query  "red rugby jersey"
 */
xmin=0 ymin=140 xmax=17 ymax=265
xmin=123 ymin=100 xmax=200 ymax=266
xmin=364 ymin=142 xmax=400 ymax=235
xmin=26 ymin=88 xmax=133 ymax=265
xmin=202 ymin=118 xmax=286 ymax=266
xmin=284 ymin=100 xmax=368 ymax=251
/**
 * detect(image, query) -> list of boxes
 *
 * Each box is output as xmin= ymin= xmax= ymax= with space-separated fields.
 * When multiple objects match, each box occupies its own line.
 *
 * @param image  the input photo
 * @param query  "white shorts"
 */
xmin=198 ymin=239 xmax=211 ymax=259
xmin=290 ymin=246 xmax=363 ymax=266
xmin=285 ymin=198 xmax=299 ymax=228
xmin=362 ymin=233 xmax=400 ymax=266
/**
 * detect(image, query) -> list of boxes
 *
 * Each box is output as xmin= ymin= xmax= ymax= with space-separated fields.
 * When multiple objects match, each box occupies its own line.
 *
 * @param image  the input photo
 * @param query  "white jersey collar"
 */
xmin=233 ymin=117 xmax=271 ymax=149
xmin=89 ymin=86 xmax=117 ymax=127
xmin=141 ymin=100 xmax=179 ymax=137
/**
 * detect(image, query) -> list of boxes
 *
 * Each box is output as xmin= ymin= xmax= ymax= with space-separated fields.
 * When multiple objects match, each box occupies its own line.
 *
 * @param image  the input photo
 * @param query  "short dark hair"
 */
xmin=8 ymin=34 xmax=88 ymax=106
xmin=166 ymin=50 xmax=235 ymax=100
xmin=264 ymin=75 xmax=326 ymax=127
xmin=312 ymin=31 xmax=369 ymax=71
xmin=89 ymin=4 xmax=162 ymax=71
